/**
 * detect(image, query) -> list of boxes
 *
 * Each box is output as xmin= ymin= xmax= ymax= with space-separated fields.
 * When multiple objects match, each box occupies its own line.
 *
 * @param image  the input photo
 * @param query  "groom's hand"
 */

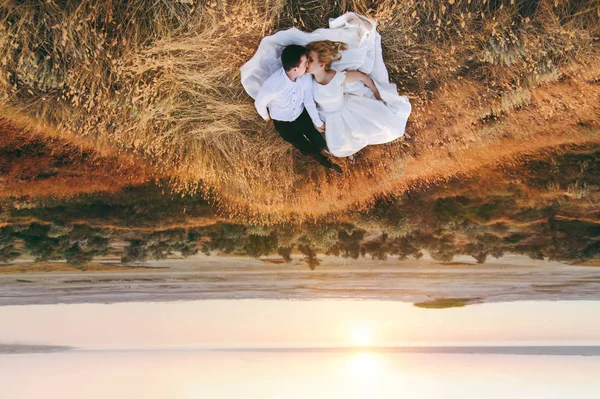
xmin=315 ymin=123 xmax=326 ymax=133
xmin=264 ymin=116 xmax=271 ymax=122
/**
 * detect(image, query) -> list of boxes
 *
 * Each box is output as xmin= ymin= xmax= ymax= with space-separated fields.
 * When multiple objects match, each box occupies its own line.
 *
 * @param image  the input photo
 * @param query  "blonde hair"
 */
xmin=306 ymin=40 xmax=348 ymax=71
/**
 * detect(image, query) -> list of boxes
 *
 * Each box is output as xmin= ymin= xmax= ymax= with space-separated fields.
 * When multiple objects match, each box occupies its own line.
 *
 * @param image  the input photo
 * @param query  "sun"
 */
xmin=350 ymin=325 xmax=374 ymax=347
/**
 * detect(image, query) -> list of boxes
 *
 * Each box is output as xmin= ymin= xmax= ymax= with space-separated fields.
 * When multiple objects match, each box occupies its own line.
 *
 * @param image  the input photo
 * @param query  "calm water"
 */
xmin=2 ymin=351 xmax=600 ymax=398
xmin=2 ymin=300 xmax=600 ymax=398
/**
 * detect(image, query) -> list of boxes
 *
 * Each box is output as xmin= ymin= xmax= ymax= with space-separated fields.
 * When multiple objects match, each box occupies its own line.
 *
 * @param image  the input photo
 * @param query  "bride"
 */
xmin=306 ymin=39 xmax=410 ymax=157
xmin=241 ymin=12 xmax=412 ymax=158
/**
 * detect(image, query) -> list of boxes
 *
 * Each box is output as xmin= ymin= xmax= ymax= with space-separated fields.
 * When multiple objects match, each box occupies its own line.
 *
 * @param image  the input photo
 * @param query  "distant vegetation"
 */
xmin=1 ymin=147 xmax=598 ymax=269
xmin=413 ymin=298 xmax=477 ymax=309
xmin=0 ymin=0 xmax=598 ymax=219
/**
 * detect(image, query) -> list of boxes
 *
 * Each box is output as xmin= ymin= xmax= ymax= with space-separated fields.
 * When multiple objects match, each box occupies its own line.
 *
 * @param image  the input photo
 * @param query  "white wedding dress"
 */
xmin=313 ymin=70 xmax=407 ymax=156
xmin=241 ymin=12 xmax=411 ymax=157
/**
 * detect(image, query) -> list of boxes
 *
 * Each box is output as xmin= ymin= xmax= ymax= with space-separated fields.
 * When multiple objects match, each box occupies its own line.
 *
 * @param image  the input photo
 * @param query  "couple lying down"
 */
xmin=241 ymin=12 xmax=412 ymax=174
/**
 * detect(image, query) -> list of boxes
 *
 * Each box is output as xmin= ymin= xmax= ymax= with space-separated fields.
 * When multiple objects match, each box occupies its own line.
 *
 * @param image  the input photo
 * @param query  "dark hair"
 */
xmin=281 ymin=45 xmax=308 ymax=71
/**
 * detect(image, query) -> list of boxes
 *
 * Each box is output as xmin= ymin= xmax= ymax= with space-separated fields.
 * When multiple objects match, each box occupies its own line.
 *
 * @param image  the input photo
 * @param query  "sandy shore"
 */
xmin=1 ymin=254 xmax=599 ymax=306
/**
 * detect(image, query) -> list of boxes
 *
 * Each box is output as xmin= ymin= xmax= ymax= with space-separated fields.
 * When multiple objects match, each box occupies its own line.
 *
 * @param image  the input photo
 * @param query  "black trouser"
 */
xmin=273 ymin=109 xmax=332 ymax=167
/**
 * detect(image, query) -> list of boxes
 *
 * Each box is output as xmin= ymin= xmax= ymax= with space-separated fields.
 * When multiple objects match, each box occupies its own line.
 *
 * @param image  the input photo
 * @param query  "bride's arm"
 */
xmin=344 ymin=71 xmax=382 ymax=101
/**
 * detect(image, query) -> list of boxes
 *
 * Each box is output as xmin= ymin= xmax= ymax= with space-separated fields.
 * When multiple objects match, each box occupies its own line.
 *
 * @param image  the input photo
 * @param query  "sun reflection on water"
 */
xmin=346 ymin=351 xmax=383 ymax=380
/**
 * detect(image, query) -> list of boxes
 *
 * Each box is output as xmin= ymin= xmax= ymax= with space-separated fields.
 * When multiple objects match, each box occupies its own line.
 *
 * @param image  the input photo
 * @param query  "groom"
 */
xmin=254 ymin=45 xmax=342 ymax=174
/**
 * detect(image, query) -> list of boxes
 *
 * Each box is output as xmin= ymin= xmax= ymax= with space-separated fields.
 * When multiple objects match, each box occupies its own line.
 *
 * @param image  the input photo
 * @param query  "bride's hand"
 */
xmin=315 ymin=123 xmax=326 ymax=133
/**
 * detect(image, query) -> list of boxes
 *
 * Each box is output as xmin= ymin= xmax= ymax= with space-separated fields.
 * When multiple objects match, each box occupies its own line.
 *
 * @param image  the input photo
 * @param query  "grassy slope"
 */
xmin=0 ymin=148 xmax=597 ymax=269
xmin=0 ymin=119 xmax=151 ymax=198
xmin=0 ymin=0 xmax=599 ymax=220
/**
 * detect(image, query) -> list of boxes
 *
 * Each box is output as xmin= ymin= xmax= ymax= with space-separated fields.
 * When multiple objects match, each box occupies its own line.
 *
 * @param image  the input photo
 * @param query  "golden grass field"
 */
xmin=0 ymin=119 xmax=152 ymax=198
xmin=1 ymin=0 xmax=599 ymax=221
xmin=0 ymin=261 xmax=161 ymax=274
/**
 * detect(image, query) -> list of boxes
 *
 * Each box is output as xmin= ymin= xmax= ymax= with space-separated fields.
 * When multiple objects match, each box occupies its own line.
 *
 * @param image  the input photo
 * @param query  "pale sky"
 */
xmin=1 ymin=299 xmax=600 ymax=349
xmin=2 ymin=300 xmax=600 ymax=399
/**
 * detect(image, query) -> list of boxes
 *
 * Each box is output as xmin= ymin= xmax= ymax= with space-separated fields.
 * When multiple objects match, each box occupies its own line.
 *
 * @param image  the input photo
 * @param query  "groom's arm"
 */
xmin=254 ymin=81 xmax=276 ymax=121
xmin=302 ymin=77 xmax=324 ymax=129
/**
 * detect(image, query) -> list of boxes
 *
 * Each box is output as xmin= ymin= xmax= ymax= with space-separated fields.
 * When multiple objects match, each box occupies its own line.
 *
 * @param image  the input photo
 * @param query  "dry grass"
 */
xmin=0 ymin=261 xmax=158 ymax=274
xmin=571 ymin=259 xmax=600 ymax=266
xmin=1 ymin=0 xmax=599 ymax=221
xmin=0 ymin=119 xmax=152 ymax=198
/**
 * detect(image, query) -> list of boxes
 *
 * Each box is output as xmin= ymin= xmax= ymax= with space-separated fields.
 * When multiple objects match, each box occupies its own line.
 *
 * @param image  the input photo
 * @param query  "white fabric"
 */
xmin=314 ymin=70 xmax=409 ymax=157
xmin=253 ymin=68 xmax=323 ymax=127
xmin=240 ymin=12 xmax=412 ymax=156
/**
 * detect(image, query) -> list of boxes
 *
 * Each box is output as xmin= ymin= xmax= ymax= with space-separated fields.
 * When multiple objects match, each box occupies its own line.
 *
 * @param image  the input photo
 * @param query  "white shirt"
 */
xmin=254 ymin=68 xmax=324 ymax=128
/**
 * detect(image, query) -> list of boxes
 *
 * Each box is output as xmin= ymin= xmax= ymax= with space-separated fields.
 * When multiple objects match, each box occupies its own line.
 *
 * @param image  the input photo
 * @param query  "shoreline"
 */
xmin=1 ymin=254 xmax=600 ymax=307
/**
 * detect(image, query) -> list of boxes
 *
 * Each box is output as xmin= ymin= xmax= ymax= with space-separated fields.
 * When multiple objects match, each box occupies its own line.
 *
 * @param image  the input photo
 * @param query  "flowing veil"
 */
xmin=240 ymin=12 xmax=411 ymax=116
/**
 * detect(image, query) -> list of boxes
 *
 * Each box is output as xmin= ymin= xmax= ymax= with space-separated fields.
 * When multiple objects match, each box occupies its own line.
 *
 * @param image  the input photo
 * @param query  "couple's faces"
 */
xmin=291 ymin=54 xmax=308 ymax=76
xmin=306 ymin=50 xmax=323 ymax=74
xmin=293 ymin=51 xmax=320 ymax=75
